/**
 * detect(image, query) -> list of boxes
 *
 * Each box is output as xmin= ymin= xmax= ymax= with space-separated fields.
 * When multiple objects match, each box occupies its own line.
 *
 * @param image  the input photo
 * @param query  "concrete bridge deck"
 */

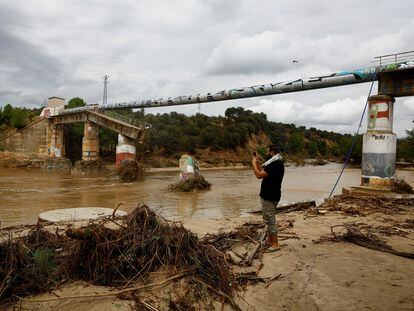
xmin=51 ymin=109 xmax=147 ymax=140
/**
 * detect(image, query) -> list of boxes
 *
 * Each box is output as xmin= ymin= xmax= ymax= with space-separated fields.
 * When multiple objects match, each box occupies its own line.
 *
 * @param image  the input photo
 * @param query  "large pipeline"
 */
xmin=60 ymin=61 xmax=414 ymax=115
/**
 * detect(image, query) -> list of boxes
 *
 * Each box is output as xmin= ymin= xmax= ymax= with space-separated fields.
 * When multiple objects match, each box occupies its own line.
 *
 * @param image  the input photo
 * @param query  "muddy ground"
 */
xmin=2 ymin=194 xmax=414 ymax=311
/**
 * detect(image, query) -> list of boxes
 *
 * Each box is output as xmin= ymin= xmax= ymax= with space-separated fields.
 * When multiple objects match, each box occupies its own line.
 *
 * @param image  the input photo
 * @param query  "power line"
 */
xmin=327 ymin=71 xmax=377 ymax=199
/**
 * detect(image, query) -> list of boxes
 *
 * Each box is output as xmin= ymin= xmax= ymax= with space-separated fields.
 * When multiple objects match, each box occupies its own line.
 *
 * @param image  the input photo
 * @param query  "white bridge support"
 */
xmin=116 ymin=134 xmax=136 ymax=171
xmin=361 ymin=95 xmax=396 ymax=188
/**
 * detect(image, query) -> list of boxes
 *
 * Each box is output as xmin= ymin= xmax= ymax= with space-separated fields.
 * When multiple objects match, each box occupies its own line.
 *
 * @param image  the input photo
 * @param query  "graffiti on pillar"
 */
xmin=372 ymin=134 xmax=386 ymax=141
xmin=54 ymin=148 xmax=61 ymax=157
xmin=362 ymin=153 xmax=396 ymax=178
xmin=368 ymin=102 xmax=390 ymax=130
xmin=41 ymin=108 xmax=51 ymax=118
xmin=83 ymin=151 xmax=98 ymax=157
xmin=50 ymin=126 xmax=63 ymax=157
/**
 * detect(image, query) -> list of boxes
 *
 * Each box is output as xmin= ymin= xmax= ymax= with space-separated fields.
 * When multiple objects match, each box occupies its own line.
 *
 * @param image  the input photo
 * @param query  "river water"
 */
xmin=0 ymin=164 xmax=413 ymax=228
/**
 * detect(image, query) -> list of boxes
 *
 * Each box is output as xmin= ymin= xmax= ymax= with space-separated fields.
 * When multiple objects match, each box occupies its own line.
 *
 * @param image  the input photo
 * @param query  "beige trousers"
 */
xmin=260 ymin=198 xmax=278 ymax=234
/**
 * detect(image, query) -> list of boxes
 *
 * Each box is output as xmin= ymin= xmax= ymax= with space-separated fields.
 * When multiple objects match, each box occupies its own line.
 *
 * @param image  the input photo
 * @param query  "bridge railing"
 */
xmin=373 ymin=50 xmax=414 ymax=67
xmin=92 ymin=108 xmax=151 ymax=130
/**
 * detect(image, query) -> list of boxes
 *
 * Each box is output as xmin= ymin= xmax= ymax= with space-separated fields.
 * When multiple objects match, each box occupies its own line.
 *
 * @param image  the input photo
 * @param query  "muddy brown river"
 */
xmin=0 ymin=164 xmax=413 ymax=227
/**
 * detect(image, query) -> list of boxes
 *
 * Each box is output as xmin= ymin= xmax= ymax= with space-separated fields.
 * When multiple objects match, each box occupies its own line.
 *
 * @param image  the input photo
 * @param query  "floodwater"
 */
xmin=0 ymin=164 xmax=413 ymax=228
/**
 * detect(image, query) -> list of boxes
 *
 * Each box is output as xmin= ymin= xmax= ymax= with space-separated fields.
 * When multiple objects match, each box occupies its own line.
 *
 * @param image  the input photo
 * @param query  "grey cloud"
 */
xmin=0 ymin=90 xmax=22 ymax=97
xmin=0 ymin=5 xmax=63 ymax=106
xmin=203 ymin=31 xmax=295 ymax=76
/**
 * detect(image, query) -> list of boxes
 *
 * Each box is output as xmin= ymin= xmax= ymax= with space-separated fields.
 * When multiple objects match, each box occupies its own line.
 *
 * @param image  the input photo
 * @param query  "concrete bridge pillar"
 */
xmin=116 ymin=134 xmax=136 ymax=170
xmin=47 ymin=122 xmax=65 ymax=157
xmin=82 ymin=122 xmax=99 ymax=161
xmin=361 ymin=95 xmax=396 ymax=188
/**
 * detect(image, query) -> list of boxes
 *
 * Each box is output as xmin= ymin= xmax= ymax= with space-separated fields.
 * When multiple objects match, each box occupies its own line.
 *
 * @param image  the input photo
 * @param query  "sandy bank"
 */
xmin=1 ymin=194 xmax=413 ymax=311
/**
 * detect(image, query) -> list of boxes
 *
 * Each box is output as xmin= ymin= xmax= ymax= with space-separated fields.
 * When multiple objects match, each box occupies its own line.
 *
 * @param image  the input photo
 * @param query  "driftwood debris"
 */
xmin=331 ymin=224 xmax=414 ymax=259
xmin=226 ymin=251 xmax=242 ymax=265
xmin=392 ymin=178 xmax=414 ymax=194
xmin=203 ymin=219 xmax=295 ymax=269
xmin=235 ymin=272 xmax=268 ymax=285
xmin=321 ymin=196 xmax=413 ymax=216
xmin=0 ymin=204 xmax=236 ymax=308
xmin=23 ymin=272 xmax=189 ymax=303
xmin=248 ymin=200 xmax=316 ymax=215
xmin=244 ymin=225 xmax=268 ymax=266
xmin=118 ymin=160 xmax=145 ymax=182
xmin=168 ymin=175 xmax=211 ymax=192
xmin=264 ymin=273 xmax=282 ymax=288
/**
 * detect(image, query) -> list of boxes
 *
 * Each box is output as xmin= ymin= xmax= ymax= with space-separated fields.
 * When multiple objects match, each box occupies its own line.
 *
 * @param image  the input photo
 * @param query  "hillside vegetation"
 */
xmin=1 ymin=100 xmax=413 ymax=165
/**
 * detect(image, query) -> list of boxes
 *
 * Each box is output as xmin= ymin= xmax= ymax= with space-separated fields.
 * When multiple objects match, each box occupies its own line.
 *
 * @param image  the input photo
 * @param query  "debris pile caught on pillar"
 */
xmin=118 ymin=160 xmax=145 ymax=182
xmin=168 ymin=155 xmax=211 ymax=192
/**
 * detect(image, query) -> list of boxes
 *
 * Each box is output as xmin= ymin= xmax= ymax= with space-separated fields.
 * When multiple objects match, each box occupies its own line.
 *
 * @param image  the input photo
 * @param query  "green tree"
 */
xmin=397 ymin=122 xmax=414 ymax=162
xmin=331 ymin=143 xmax=340 ymax=157
xmin=65 ymin=97 xmax=87 ymax=160
xmin=289 ymin=132 xmax=304 ymax=154
xmin=317 ymin=140 xmax=328 ymax=156
xmin=10 ymin=108 xmax=28 ymax=129
xmin=155 ymin=125 xmax=182 ymax=154
xmin=339 ymin=136 xmax=352 ymax=156
xmin=257 ymin=146 xmax=267 ymax=159
xmin=200 ymin=126 xmax=219 ymax=147
xmin=66 ymin=97 xmax=86 ymax=109
xmin=225 ymin=107 xmax=248 ymax=121
xmin=307 ymin=141 xmax=318 ymax=157
xmin=2 ymin=104 xmax=13 ymax=123
xmin=351 ymin=135 xmax=363 ymax=163
xmin=338 ymin=134 xmax=362 ymax=163
xmin=99 ymin=127 xmax=118 ymax=159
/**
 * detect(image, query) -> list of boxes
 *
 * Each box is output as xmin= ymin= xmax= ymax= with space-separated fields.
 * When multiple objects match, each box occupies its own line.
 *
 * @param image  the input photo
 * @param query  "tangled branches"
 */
xmin=0 ymin=204 xmax=233 ymax=306
xmin=0 ymin=224 xmax=67 ymax=300
xmin=320 ymin=196 xmax=411 ymax=216
xmin=66 ymin=205 xmax=232 ymax=291
xmin=168 ymin=175 xmax=211 ymax=192
xmin=317 ymin=223 xmax=414 ymax=259
xmin=202 ymin=221 xmax=265 ymax=252
xmin=118 ymin=161 xmax=145 ymax=182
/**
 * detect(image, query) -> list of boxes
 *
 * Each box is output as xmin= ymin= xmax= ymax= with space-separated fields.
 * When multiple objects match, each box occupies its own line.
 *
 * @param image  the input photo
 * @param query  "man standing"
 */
xmin=251 ymin=145 xmax=285 ymax=251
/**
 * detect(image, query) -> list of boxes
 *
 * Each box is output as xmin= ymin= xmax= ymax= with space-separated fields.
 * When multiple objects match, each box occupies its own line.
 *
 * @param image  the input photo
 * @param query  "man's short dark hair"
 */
xmin=268 ymin=144 xmax=279 ymax=154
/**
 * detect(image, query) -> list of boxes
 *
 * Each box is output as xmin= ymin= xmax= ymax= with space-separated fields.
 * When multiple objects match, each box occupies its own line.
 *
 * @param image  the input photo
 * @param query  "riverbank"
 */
xmin=0 ymin=151 xmax=294 ymax=169
xmin=2 ymin=150 xmax=413 ymax=175
xmin=1 ymin=194 xmax=413 ymax=310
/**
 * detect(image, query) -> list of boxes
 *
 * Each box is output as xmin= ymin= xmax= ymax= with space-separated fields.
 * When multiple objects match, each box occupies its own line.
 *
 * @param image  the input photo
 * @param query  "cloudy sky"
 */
xmin=1 ymin=0 xmax=413 ymax=136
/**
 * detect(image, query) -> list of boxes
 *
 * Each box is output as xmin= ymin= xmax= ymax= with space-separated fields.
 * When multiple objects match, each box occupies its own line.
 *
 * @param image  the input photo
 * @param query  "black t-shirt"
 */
xmin=260 ymin=160 xmax=284 ymax=202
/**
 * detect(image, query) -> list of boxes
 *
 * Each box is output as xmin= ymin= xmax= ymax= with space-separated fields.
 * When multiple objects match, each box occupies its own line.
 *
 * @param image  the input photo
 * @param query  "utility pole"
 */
xmin=102 ymin=75 xmax=109 ymax=105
